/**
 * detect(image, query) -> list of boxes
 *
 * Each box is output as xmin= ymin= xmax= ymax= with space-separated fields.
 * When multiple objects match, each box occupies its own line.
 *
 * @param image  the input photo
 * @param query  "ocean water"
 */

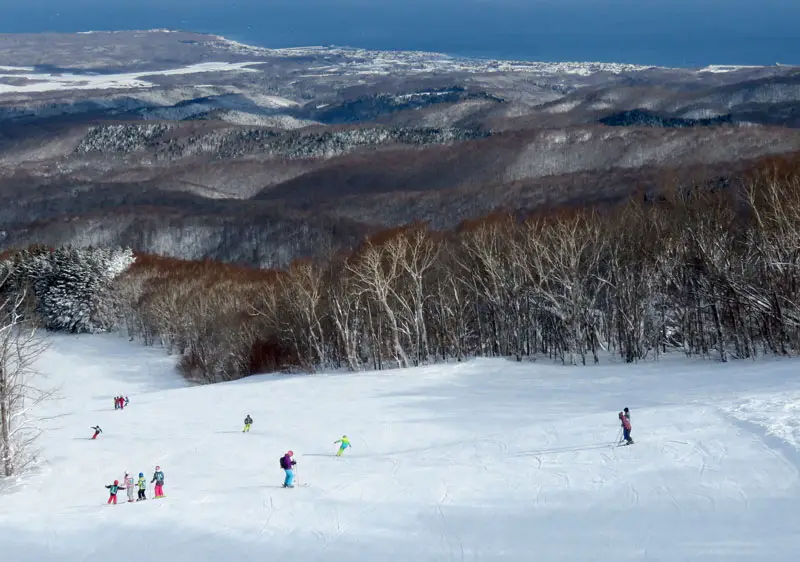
xmin=1 ymin=0 xmax=799 ymax=68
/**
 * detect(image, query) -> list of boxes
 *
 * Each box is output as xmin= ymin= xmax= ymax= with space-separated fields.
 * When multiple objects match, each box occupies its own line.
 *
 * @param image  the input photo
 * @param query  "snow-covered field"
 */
xmin=2 ymin=334 xmax=800 ymax=561
xmin=0 ymin=62 xmax=262 ymax=94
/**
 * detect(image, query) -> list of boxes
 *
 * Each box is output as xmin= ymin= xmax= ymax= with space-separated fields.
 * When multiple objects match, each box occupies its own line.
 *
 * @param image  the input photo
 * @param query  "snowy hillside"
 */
xmin=2 ymin=335 xmax=800 ymax=561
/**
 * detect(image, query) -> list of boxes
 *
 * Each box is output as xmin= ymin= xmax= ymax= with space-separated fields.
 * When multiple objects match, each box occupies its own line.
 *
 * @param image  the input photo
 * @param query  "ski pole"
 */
xmin=613 ymin=427 xmax=623 ymax=448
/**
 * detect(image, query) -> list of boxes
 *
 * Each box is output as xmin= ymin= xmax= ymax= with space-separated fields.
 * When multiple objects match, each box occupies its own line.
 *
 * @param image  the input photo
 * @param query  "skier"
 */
xmin=334 ymin=435 xmax=351 ymax=456
xmin=124 ymin=396 xmax=130 ymax=407
xmin=124 ymin=472 xmax=136 ymax=503
xmin=280 ymin=451 xmax=297 ymax=488
xmin=137 ymin=472 xmax=147 ymax=501
xmin=243 ymin=415 xmax=253 ymax=433
xmin=119 ymin=396 xmax=125 ymax=410
xmin=624 ymin=407 xmax=630 ymax=421
xmin=105 ymin=480 xmax=121 ymax=504
xmin=90 ymin=425 xmax=102 ymax=440
xmin=151 ymin=465 xmax=165 ymax=498
xmin=619 ymin=411 xmax=634 ymax=445
xmin=114 ymin=397 xmax=119 ymax=410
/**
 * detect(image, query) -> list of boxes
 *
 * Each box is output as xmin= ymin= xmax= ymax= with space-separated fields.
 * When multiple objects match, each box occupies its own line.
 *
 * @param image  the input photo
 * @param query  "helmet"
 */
xmin=287 ymin=450 xmax=294 ymax=456
xmin=139 ymin=473 xmax=144 ymax=477
xmin=624 ymin=407 xmax=629 ymax=412
xmin=114 ymin=480 xmax=119 ymax=484
xmin=155 ymin=465 xmax=160 ymax=470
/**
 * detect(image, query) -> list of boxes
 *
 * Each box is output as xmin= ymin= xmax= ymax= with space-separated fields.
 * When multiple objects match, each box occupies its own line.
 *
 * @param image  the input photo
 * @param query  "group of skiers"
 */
xmin=238 ymin=411 xmax=351 ymax=488
xmin=100 ymin=402 xmax=630 ymax=500
xmin=113 ymin=396 xmax=129 ymax=410
xmin=105 ymin=467 xmax=165 ymax=504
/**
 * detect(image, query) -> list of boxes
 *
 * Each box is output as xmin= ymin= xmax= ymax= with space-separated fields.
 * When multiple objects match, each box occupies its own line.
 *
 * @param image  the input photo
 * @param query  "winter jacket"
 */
xmin=137 ymin=477 xmax=147 ymax=490
xmin=244 ymin=416 xmax=253 ymax=425
xmin=621 ymin=417 xmax=631 ymax=431
xmin=280 ymin=455 xmax=296 ymax=470
xmin=106 ymin=484 xmax=121 ymax=495
xmin=335 ymin=437 xmax=351 ymax=448
xmin=151 ymin=471 xmax=165 ymax=485
xmin=124 ymin=475 xmax=135 ymax=489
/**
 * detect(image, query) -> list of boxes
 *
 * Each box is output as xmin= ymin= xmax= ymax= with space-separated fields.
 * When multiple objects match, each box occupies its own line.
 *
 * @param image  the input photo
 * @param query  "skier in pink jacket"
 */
xmin=123 ymin=472 xmax=137 ymax=503
xmin=619 ymin=411 xmax=634 ymax=445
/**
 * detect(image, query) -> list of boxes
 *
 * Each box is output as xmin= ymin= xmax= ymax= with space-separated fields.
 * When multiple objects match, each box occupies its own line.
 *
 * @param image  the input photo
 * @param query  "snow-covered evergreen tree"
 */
xmin=0 ymin=245 xmax=135 ymax=333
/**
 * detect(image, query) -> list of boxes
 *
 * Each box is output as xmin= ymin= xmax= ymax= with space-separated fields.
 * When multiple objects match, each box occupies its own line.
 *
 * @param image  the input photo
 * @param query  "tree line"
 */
xmin=111 ymin=160 xmax=800 ymax=382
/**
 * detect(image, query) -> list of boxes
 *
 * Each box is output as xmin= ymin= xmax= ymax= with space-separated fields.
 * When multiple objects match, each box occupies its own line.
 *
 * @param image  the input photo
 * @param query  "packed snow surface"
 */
xmin=2 ymin=334 xmax=800 ymax=561
xmin=0 ymin=62 xmax=262 ymax=94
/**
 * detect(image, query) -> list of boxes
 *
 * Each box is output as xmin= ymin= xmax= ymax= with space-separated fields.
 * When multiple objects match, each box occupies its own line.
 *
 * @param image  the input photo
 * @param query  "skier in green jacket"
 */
xmin=334 ymin=435 xmax=351 ymax=456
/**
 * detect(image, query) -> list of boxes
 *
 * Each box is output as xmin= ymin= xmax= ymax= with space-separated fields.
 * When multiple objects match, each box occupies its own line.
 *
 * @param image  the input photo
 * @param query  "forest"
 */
xmin=2 ymin=156 xmax=800 ymax=383
xmin=83 ymin=156 xmax=800 ymax=382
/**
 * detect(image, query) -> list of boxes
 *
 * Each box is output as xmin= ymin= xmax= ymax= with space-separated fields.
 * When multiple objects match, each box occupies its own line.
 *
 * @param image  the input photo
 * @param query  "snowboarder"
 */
xmin=123 ymin=472 xmax=136 ymax=503
xmin=243 ymin=415 xmax=253 ymax=432
xmin=334 ymin=435 xmax=351 ymax=456
xmin=90 ymin=425 xmax=102 ymax=440
xmin=106 ymin=480 xmax=121 ymax=504
xmin=151 ymin=465 xmax=165 ymax=498
xmin=280 ymin=451 xmax=297 ymax=488
xmin=619 ymin=411 xmax=634 ymax=445
xmin=137 ymin=472 xmax=147 ymax=501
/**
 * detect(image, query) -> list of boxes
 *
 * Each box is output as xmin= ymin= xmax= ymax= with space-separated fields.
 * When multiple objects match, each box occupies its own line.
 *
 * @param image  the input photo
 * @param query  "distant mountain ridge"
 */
xmin=0 ymin=31 xmax=798 ymax=266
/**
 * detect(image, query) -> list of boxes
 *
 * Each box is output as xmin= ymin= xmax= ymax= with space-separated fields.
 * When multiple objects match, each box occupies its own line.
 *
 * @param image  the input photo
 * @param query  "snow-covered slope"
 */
xmin=2 ymin=335 xmax=800 ymax=561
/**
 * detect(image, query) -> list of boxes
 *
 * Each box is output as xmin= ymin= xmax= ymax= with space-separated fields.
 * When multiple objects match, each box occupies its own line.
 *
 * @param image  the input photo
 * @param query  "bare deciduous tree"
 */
xmin=0 ymin=285 xmax=49 ymax=478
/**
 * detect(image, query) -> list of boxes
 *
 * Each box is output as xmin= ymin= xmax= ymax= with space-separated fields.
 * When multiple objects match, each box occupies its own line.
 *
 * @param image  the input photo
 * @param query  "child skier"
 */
xmin=91 ymin=426 xmax=102 ymax=440
xmin=114 ymin=397 xmax=119 ymax=410
xmin=243 ymin=415 xmax=253 ymax=432
xmin=151 ymin=465 xmax=165 ymax=498
xmin=124 ymin=396 xmax=130 ymax=407
xmin=624 ymin=407 xmax=630 ymax=421
xmin=619 ymin=411 xmax=634 ymax=445
xmin=334 ymin=435 xmax=351 ymax=456
xmin=105 ymin=480 xmax=121 ymax=504
xmin=124 ymin=472 xmax=136 ymax=503
xmin=280 ymin=451 xmax=297 ymax=488
xmin=137 ymin=472 xmax=147 ymax=501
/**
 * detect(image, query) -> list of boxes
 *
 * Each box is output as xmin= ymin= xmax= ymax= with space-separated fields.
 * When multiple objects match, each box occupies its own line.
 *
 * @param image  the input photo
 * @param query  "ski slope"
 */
xmin=2 ymin=334 xmax=800 ymax=561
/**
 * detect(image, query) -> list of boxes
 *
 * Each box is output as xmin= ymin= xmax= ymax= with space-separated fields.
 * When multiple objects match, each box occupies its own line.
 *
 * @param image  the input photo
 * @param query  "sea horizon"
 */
xmin=2 ymin=0 xmax=798 ymax=68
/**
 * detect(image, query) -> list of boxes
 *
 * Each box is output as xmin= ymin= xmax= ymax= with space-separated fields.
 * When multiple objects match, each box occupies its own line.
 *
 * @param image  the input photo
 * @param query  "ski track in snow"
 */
xmin=1 ymin=334 xmax=800 ymax=560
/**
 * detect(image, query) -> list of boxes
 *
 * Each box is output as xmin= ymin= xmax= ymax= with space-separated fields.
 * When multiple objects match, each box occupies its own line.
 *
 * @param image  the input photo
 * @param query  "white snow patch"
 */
xmin=699 ymin=65 xmax=765 ymax=73
xmin=0 ymin=62 xmax=263 ymax=94
xmin=723 ymin=392 xmax=800 ymax=449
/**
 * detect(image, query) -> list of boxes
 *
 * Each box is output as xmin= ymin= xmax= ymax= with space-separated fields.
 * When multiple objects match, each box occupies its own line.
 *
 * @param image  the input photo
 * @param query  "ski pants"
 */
xmin=336 ymin=445 xmax=348 ymax=456
xmin=92 ymin=431 xmax=99 ymax=440
xmin=284 ymin=469 xmax=294 ymax=487
xmin=127 ymin=486 xmax=136 ymax=502
xmin=243 ymin=424 xmax=251 ymax=432
xmin=623 ymin=428 xmax=632 ymax=443
xmin=108 ymin=494 xmax=117 ymax=505
xmin=154 ymin=483 xmax=164 ymax=497
xmin=138 ymin=488 xmax=146 ymax=500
